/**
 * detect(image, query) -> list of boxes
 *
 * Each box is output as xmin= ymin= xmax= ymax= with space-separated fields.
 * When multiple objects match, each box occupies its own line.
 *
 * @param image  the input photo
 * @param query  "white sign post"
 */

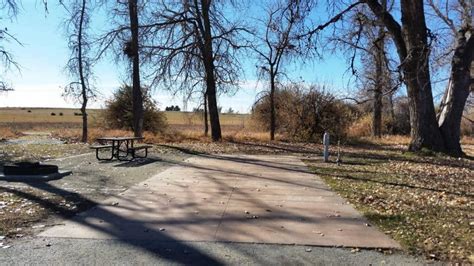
xmin=323 ymin=132 xmax=330 ymax=162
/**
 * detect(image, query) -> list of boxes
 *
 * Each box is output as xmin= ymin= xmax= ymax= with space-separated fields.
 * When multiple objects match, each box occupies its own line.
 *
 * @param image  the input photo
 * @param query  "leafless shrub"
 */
xmin=252 ymin=83 xmax=357 ymax=142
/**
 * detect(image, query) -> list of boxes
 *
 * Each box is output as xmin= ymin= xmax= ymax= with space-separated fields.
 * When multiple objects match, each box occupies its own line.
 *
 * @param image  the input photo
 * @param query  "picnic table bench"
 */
xmin=90 ymin=137 xmax=152 ymax=161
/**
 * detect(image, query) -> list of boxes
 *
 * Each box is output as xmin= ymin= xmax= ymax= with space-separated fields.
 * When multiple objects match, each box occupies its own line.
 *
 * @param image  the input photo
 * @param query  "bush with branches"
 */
xmin=252 ymin=84 xmax=357 ymax=142
xmin=103 ymin=85 xmax=167 ymax=133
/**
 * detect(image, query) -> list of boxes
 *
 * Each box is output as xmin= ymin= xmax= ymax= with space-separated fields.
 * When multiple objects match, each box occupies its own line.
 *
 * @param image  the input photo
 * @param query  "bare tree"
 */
xmin=62 ymin=0 xmax=96 ymax=143
xmin=92 ymin=0 xmax=145 ymax=137
xmin=329 ymin=1 xmax=398 ymax=138
xmin=0 ymin=0 xmax=20 ymax=91
xmin=364 ymin=0 xmax=473 ymax=155
xmin=203 ymin=89 xmax=209 ymax=136
xmin=252 ymin=0 xmax=314 ymax=140
xmin=428 ymin=0 xmax=473 ymax=155
xmin=126 ymin=0 xmax=144 ymax=137
xmin=140 ymin=0 xmax=246 ymax=141
xmin=301 ymin=0 xmax=468 ymax=153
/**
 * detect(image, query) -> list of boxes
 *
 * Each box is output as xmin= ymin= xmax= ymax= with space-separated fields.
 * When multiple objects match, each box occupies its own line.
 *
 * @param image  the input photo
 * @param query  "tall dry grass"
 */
xmin=51 ymin=128 xmax=134 ymax=143
xmin=0 ymin=127 xmax=21 ymax=139
xmin=356 ymin=135 xmax=411 ymax=146
xmin=50 ymin=125 xmax=274 ymax=144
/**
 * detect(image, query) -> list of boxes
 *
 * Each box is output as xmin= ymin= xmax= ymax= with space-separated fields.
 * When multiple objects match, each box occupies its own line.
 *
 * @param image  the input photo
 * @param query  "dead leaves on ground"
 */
xmin=0 ymin=188 xmax=86 ymax=238
xmin=306 ymin=147 xmax=473 ymax=263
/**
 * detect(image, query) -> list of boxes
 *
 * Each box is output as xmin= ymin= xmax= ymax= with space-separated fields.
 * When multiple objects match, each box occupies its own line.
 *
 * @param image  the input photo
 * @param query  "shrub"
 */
xmin=102 ymin=85 xmax=167 ymax=133
xmin=390 ymin=97 xmax=410 ymax=135
xmin=27 ymin=110 xmax=32 ymax=113
xmin=348 ymin=114 xmax=394 ymax=137
xmin=59 ymin=112 xmax=64 ymax=116
xmin=51 ymin=112 xmax=56 ymax=116
xmin=252 ymin=84 xmax=357 ymax=142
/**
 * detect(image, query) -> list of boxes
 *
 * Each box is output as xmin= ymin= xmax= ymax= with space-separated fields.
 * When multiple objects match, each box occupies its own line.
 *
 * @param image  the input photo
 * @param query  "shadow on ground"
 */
xmin=0 ymin=153 xmax=335 ymax=264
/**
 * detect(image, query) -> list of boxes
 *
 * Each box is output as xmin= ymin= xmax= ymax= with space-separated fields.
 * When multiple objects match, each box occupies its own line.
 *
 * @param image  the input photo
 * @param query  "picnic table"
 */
xmin=90 ymin=136 xmax=153 ymax=161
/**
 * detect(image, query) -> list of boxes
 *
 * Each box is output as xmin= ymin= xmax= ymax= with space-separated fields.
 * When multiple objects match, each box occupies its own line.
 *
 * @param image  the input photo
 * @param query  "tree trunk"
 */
xmin=204 ymin=90 xmax=209 ymax=136
xmin=372 ymin=27 xmax=384 ymax=138
xmin=78 ymin=0 xmax=88 ymax=143
xmin=388 ymin=91 xmax=395 ymax=134
xmin=401 ymin=0 xmax=445 ymax=152
xmin=366 ymin=0 xmax=446 ymax=152
xmin=269 ymin=70 xmax=276 ymax=141
xmin=200 ymin=0 xmax=221 ymax=141
xmin=205 ymin=74 xmax=221 ymax=141
xmin=373 ymin=85 xmax=382 ymax=137
xmin=128 ymin=0 xmax=144 ymax=138
xmin=437 ymin=31 xmax=473 ymax=156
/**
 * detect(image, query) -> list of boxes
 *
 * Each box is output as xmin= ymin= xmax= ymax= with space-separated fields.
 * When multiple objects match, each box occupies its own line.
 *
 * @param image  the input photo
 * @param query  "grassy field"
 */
xmin=0 ymin=107 xmax=258 ymax=143
xmin=0 ymin=107 xmax=101 ymax=124
xmin=0 ymin=107 xmax=250 ymax=126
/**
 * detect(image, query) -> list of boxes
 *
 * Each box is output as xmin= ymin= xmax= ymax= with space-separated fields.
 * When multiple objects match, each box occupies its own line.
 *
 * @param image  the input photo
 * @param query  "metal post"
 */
xmin=323 ymin=132 xmax=330 ymax=162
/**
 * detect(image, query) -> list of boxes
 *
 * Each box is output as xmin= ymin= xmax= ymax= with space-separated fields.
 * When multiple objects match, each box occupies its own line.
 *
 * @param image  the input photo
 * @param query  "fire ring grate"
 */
xmin=4 ymin=162 xmax=59 ymax=176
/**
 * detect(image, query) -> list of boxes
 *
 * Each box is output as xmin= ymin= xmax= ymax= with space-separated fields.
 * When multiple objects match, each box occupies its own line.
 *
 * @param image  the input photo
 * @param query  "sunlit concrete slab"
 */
xmin=40 ymin=154 xmax=400 ymax=248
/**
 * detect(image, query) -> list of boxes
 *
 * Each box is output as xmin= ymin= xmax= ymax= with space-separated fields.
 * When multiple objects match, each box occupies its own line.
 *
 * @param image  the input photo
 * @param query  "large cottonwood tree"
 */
xmin=303 ymin=0 xmax=471 ymax=155
xmin=365 ymin=0 xmax=473 ymax=155
xmin=428 ymin=0 xmax=473 ymax=155
xmin=364 ymin=0 xmax=445 ymax=152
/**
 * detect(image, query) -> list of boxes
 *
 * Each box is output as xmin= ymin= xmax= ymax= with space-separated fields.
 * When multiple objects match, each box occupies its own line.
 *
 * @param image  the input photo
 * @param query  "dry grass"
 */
xmin=0 ymin=127 xmax=21 ymax=139
xmin=347 ymin=114 xmax=373 ymax=137
xmin=1 ymin=143 xmax=90 ymax=162
xmin=305 ymin=146 xmax=473 ymax=263
xmin=0 ymin=107 xmax=249 ymax=127
xmin=51 ymin=128 xmax=134 ymax=144
xmin=0 ymin=107 xmax=102 ymax=125
xmin=352 ymin=135 xmax=411 ymax=146
xmin=461 ymin=136 xmax=474 ymax=145
xmin=49 ymin=123 xmax=271 ymax=144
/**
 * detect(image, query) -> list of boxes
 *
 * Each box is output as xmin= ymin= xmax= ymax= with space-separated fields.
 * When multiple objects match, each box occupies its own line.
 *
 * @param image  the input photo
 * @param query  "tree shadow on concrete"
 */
xmin=2 ymin=181 xmax=223 ymax=265
xmin=157 ymin=157 xmax=333 ymax=193
xmin=159 ymin=144 xmax=316 ymax=175
xmin=0 ymin=151 xmax=401 ymax=263
xmin=113 ymin=158 xmax=162 ymax=168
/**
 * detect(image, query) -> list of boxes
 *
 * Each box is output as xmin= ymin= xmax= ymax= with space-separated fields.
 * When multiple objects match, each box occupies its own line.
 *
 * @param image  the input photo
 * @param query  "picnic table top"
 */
xmin=96 ymin=136 xmax=144 ymax=141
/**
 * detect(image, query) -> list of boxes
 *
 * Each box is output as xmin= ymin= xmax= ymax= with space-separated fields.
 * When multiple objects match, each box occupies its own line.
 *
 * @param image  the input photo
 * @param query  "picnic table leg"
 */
xmin=117 ymin=140 xmax=133 ymax=161
xmin=130 ymin=139 xmax=136 ymax=159
xmin=95 ymin=146 xmax=114 ymax=161
xmin=112 ymin=140 xmax=118 ymax=159
xmin=131 ymin=147 xmax=149 ymax=159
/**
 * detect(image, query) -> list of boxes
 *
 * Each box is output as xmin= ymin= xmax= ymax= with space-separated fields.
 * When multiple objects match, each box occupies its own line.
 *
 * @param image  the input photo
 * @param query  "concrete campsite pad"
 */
xmin=40 ymin=154 xmax=400 ymax=248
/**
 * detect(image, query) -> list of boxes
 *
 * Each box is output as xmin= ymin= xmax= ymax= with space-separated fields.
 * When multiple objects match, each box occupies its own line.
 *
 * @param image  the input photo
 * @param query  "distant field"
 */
xmin=0 ymin=107 xmax=101 ymax=123
xmin=0 ymin=107 xmax=251 ymax=128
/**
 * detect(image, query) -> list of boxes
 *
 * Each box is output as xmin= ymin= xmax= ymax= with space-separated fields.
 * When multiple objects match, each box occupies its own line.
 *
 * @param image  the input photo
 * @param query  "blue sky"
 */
xmin=0 ymin=1 xmax=357 ymax=113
